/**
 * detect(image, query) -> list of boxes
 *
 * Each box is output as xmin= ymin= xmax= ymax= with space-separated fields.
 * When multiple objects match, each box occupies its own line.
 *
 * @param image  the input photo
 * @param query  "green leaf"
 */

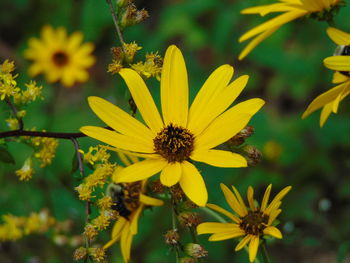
xmin=0 ymin=147 xmax=15 ymax=164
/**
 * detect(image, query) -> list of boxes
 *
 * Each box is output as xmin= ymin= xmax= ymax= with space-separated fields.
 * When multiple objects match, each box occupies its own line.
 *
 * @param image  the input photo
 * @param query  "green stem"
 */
xmin=171 ymin=198 xmax=180 ymax=263
xmin=261 ymin=242 xmax=272 ymax=263
xmin=199 ymin=207 xmax=227 ymax=223
xmin=105 ymin=0 xmax=125 ymax=46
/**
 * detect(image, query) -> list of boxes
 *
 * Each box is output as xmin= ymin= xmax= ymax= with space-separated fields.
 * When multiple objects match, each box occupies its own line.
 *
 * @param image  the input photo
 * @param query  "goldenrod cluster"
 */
xmin=31 ymin=135 xmax=59 ymax=167
xmin=14 ymin=80 xmax=43 ymax=105
xmin=0 ymin=60 xmax=43 ymax=104
xmin=131 ymin=52 xmax=163 ymax=80
xmin=15 ymin=158 xmax=34 ymax=181
xmin=5 ymin=117 xmax=19 ymax=130
xmin=0 ymin=209 xmax=55 ymax=241
xmin=0 ymin=60 xmax=19 ymax=100
xmin=80 ymin=145 xmax=110 ymax=165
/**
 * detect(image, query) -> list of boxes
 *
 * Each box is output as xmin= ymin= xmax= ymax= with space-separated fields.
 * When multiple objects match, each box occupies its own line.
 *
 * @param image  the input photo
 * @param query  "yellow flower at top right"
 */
xmin=239 ymin=0 xmax=343 ymax=60
xmin=302 ymin=27 xmax=350 ymax=127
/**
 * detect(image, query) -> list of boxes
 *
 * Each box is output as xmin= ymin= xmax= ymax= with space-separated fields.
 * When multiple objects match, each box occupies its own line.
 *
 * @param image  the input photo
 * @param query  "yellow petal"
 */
xmin=179 ymin=161 xmax=207 ymax=207
xmin=241 ymin=3 xmax=299 ymax=16
xmin=248 ymin=236 xmax=260 ymax=262
xmin=191 ymin=149 xmax=247 ymax=167
xmin=239 ymin=26 xmax=279 ymax=60
xmin=88 ymin=96 xmax=154 ymax=141
xmin=247 ymin=186 xmax=256 ymax=211
xmin=260 ymin=184 xmax=272 ymax=211
xmin=160 ymin=162 xmax=182 ymax=187
xmin=188 ymin=64 xmax=234 ymax=134
xmin=239 ymin=10 xmax=306 ymax=42
xmin=302 ymin=82 xmax=348 ymax=119
xmin=67 ymin=31 xmax=83 ymax=51
xmin=105 ymin=146 xmax=160 ymax=160
xmin=119 ymin=68 xmax=163 ymax=133
xmin=324 ymin=56 xmax=350 ymax=72
xmin=263 ymin=226 xmax=282 ymax=239
xmin=268 ymin=208 xmax=282 ymax=225
xmin=332 ymin=72 xmax=349 ymax=84
xmin=120 ymin=228 xmax=133 ymax=262
xmin=220 ymin=184 xmax=247 ymax=217
xmin=197 ymin=222 xmax=240 ymax=234
xmin=235 ymin=235 xmax=252 ymax=251
xmin=206 ymin=203 xmax=241 ymax=223
xmin=161 ymin=45 xmax=188 ymax=127
xmin=80 ymin=126 xmax=154 ymax=153
xmin=130 ymin=205 xmax=143 ymax=234
xmin=208 ymin=230 xmax=245 ymax=241
xmin=320 ymin=102 xmax=333 ymax=127
xmin=104 ymin=217 xmax=127 ymax=249
xmin=189 ymin=74 xmax=249 ymax=136
xmin=140 ymin=194 xmax=164 ymax=206
xmin=195 ymin=98 xmax=265 ymax=150
xmin=265 ymin=186 xmax=292 ymax=214
xmin=326 ymin=27 xmax=350 ymax=45
xmin=231 ymin=186 xmax=248 ymax=216
xmin=113 ymin=158 xmax=167 ymax=183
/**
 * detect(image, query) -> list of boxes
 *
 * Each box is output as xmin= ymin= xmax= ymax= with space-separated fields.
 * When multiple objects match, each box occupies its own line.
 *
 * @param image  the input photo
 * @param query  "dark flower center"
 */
xmin=239 ymin=211 xmax=269 ymax=236
xmin=108 ymin=182 xmax=141 ymax=219
xmin=153 ymin=123 xmax=194 ymax=163
xmin=52 ymin=51 xmax=69 ymax=67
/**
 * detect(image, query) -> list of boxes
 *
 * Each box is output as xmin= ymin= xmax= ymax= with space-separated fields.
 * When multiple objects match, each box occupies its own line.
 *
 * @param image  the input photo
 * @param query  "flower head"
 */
xmin=81 ymin=45 xmax=264 ymax=206
xmin=103 ymin=153 xmax=163 ymax=262
xmin=239 ymin=0 xmax=343 ymax=60
xmin=302 ymin=27 xmax=350 ymax=126
xmin=24 ymin=25 xmax=95 ymax=87
xmin=197 ymin=184 xmax=291 ymax=262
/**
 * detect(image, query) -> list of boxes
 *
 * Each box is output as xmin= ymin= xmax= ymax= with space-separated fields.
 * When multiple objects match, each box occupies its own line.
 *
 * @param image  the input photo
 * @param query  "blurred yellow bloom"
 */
xmin=239 ymin=0 xmax=342 ymax=60
xmin=303 ymin=27 xmax=350 ymax=126
xmin=104 ymin=153 xmax=163 ymax=263
xmin=81 ymin=45 xmax=264 ymax=206
xmin=24 ymin=25 xmax=95 ymax=87
xmin=197 ymin=184 xmax=291 ymax=262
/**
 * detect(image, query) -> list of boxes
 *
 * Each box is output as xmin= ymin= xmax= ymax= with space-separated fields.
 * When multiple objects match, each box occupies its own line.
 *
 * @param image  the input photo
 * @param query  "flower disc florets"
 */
xmin=239 ymin=210 xmax=269 ymax=236
xmin=153 ymin=123 xmax=194 ymax=163
xmin=52 ymin=51 xmax=69 ymax=67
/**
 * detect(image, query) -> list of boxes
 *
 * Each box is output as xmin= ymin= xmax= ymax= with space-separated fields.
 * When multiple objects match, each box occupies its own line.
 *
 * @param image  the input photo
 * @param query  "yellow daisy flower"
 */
xmin=197 ymin=184 xmax=291 ymax=262
xmin=239 ymin=0 xmax=342 ymax=60
xmin=81 ymin=45 xmax=265 ymax=206
xmin=24 ymin=25 xmax=95 ymax=87
xmin=104 ymin=153 xmax=163 ymax=263
xmin=302 ymin=27 xmax=350 ymax=126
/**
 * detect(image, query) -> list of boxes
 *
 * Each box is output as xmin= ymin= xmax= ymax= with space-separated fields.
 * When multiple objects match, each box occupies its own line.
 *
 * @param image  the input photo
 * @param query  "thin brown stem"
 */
xmin=5 ymin=98 xmax=24 ymax=130
xmin=71 ymin=137 xmax=84 ymax=176
xmin=105 ymin=0 xmax=126 ymax=46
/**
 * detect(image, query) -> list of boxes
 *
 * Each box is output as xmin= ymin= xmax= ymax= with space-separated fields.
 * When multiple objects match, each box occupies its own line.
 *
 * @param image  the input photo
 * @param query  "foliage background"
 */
xmin=1 ymin=0 xmax=350 ymax=262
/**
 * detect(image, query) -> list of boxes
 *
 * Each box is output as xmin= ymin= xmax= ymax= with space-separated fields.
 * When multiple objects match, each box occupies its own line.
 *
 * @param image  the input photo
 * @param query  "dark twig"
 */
xmin=0 ymin=129 xmax=86 ymax=139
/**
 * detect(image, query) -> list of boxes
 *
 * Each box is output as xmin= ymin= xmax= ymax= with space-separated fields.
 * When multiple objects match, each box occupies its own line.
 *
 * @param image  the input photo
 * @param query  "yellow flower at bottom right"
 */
xmin=302 ymin=27 xmax=350 ymax=127
xmin=197 ymin=184 xmax=291 ymax=262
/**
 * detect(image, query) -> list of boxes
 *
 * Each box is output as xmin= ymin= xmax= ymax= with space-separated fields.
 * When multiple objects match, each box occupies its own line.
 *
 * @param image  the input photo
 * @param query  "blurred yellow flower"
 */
xmin=81 ymin=45 xmax=264 ymax=206
xmin=24 ymin=25 xmax=95 ymax=87
xmin=302 ymin=27 xmax=350 ymax=126
xmin=197 ymin=184 xmax=291 ymax=262
xmin=239 ymin=0 xmax=342 ymax=60
xmin=104 ymin=153 xmax=163 ymax=263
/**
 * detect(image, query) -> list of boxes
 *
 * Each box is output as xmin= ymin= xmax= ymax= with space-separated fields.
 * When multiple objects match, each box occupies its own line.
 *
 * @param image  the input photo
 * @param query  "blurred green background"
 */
xmin=1 ymin=0 xmax=350 ymax=262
